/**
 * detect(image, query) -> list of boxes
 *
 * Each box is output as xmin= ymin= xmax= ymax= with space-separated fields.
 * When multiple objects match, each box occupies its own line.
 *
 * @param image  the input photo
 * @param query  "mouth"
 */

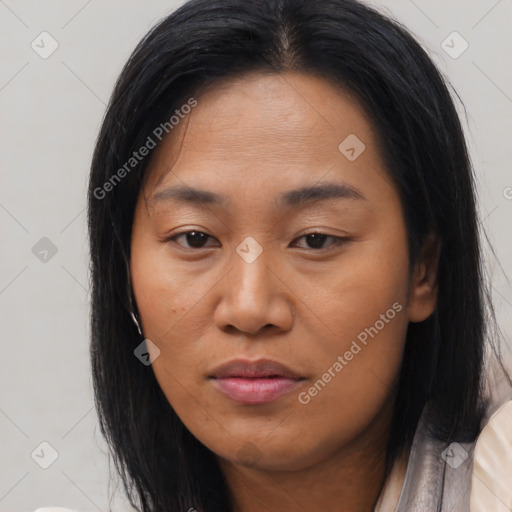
xmin=208 ymin=358 xmax=306 ymax=405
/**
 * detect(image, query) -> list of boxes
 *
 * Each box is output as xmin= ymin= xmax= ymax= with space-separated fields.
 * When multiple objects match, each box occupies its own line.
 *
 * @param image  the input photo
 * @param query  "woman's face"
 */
xmin=130 ymin=71 xmax=438 ymax=472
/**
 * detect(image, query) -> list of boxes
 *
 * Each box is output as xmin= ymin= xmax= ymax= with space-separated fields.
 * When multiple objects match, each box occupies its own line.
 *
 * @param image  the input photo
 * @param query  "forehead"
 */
xmin=143 ymin=71 xmax=387 ymax=199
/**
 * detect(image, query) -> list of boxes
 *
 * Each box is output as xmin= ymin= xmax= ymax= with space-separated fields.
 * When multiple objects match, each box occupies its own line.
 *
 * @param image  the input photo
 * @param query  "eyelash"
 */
xmin=165 ymin=230 xmax=349 ymax=251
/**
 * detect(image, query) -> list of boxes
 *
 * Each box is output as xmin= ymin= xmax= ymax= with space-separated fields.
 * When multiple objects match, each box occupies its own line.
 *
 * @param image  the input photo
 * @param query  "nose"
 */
xmin=213 ymin=245 xmax=295 ymax=336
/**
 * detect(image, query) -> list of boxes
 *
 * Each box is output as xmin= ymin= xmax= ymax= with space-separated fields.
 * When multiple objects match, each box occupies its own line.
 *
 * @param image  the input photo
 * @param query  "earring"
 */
xmin=130 ymin=310 xmax=143 ymax=336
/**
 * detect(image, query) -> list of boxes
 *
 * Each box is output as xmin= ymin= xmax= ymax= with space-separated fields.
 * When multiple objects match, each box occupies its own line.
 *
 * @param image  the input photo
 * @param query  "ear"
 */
xmin=407 ymin=230 xmax=441 ymax=323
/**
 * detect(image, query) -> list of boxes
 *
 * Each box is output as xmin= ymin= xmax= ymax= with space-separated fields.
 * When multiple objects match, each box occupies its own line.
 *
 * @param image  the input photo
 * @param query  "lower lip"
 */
xmin=211 ymin=377 xmax=303 ymax=404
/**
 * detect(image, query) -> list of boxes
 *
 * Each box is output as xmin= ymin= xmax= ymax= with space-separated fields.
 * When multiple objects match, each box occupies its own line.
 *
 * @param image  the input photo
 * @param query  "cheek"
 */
xmin=131 ymin=252 xmax=214 ymax=426
xmin=289 ymin=230 xmax=410 ymax=436
xmin=130 ymin=250 xmax=209 ymax=427
xmin=312 ymin=302 xmax=408 ymax=411
xmin=284 ymin=280 xmax=408 ymax=469
xmin=131 ymin=237 xmax=211 ymax=340
xmin=308 ymin=229 xmax=410 ymax=337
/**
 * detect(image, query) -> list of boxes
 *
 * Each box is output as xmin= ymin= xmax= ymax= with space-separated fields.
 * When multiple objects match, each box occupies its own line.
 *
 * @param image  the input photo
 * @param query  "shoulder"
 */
xmin=470 ymin=398 xmax=512 ymax=512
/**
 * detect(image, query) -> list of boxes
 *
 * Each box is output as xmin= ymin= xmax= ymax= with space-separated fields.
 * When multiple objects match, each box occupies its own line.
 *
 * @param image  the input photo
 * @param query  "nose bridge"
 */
xmin=231 ymin=236 xmax=273 ymax=302
xmin=212 ymin=235 xmax=295 ymax=334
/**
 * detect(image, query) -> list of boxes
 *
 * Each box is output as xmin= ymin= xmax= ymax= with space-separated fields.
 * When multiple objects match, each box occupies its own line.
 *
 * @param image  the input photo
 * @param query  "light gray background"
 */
xmin=1 ymin=1 xmax=511 ymax=511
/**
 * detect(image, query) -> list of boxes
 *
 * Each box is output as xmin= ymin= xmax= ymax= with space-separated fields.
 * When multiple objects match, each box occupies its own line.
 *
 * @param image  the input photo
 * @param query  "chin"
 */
xmin=214 ymin=437 xmax=331 ymax=472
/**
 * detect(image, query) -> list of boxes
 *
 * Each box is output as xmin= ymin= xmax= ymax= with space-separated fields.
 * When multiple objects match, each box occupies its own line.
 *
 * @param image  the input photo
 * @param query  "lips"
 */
xmin=209 ymin=358 xmax=302 ymax=379
xmin=209 ymin=359 xmax=305 ymax=404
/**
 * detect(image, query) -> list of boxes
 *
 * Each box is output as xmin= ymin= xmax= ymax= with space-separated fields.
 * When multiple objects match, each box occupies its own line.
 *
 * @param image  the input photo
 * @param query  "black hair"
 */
xmin=87 ymin=0 xmax=511 ymax=510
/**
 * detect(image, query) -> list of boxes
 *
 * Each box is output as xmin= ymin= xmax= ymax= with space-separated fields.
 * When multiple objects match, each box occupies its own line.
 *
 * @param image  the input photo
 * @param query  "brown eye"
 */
xmin=291 ymin=233 xmax=347 ymax=250
xmin=169 ymin=231 xmax=218 ymax=249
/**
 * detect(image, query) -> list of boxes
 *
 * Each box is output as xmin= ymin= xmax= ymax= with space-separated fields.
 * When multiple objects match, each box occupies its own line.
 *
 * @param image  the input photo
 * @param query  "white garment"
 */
xmin=470 ymin=399 xmax=512 ymax=511
xmin=375 ymin=398 xmax=512 ymax=512
xmin=33 ymin=509 xmax=79 ymax=512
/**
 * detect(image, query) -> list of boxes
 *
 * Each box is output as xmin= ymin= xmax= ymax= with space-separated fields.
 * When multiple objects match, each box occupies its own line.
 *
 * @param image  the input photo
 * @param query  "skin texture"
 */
xmin=130 ymin=71 xmax=439 ymax=512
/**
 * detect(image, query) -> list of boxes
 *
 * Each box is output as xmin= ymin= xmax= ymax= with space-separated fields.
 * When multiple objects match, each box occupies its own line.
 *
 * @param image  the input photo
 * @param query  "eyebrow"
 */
xmin=150 ymin=182 xmax=366 ymax=208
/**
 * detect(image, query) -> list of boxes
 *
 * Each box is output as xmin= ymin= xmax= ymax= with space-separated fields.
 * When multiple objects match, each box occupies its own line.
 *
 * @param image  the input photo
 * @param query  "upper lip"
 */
xmin=209 ymin=358 xmax=303 ymax=379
